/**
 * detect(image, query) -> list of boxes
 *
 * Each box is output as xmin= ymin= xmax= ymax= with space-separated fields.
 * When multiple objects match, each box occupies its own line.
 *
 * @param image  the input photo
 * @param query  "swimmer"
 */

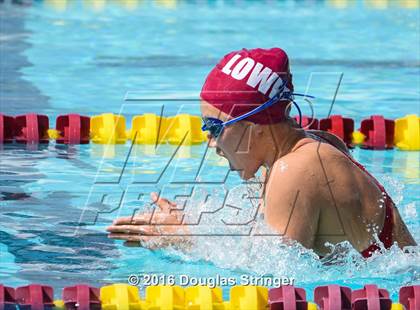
xmin=107 ymin=48 xmax=416 ymax=257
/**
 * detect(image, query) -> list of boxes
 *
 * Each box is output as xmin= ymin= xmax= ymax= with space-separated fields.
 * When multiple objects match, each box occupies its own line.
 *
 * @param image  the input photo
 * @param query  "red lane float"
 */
xmin=400 ymin=285 xmax=420 ymax=310
xmin=0 ymin=113 xmax=417 ymax=151
xmin=294 ymin=115 xmax=319 ymax=129
xmin=14 ymin=114 xmax=49 ymax=144
xmin=314 ymin=285 xmax=352 ymax=310
xmin=360 ymin=115 xmax=394 ymax=150
xmin=268 ymin=285 xmax=308 ymax=310
xmin=320 ymin=115 xmax=354 ymax=147
xmin=56 ymin=114 xmax=90 ymax=144
xmin=16 ymin=284 xmax=55 ymax=310
xmin=351 ymin=284 xmax=392 ymax=310
xmin=1 ymin=283 xmax=419 ymax=308
xmin=0 ymin=114 xmax=15 ymax=144
xmin=63 ymin=284 xmax=100 ymax=310
xmin=0 ymin=284 xmax=16 ymax=310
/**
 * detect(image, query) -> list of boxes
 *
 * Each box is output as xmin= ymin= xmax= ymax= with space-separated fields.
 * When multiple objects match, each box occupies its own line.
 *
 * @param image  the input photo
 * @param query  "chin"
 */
xmin=238 ymin=170 xmax=255 ymax=181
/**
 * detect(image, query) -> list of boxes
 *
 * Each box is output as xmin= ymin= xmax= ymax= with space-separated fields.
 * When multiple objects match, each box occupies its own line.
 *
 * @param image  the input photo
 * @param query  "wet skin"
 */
xmin=107 ymin=101 xmax=416 ymax=256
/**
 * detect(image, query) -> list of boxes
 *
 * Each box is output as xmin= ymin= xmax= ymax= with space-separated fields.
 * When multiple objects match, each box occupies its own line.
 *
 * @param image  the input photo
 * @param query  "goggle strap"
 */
xmin=222 ymin=93 xmax=313 ymax=127
xmin=291 ymin=99 xmax=302 ymax=128
xmin=222 ymin=79 xmax=289 ymax=126
xmin=222 ymin=93 xmax=280 ymax=126
xmin=202 ymin=83 xmax=314 ymax=130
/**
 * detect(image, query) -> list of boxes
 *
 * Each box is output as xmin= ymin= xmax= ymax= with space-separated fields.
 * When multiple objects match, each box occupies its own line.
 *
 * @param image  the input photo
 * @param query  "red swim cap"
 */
xmin=200 ymin=48 xmax=294 ymax=124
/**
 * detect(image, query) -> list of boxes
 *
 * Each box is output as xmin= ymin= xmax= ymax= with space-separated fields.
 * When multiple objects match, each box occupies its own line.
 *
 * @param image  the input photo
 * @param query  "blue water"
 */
xmin=1 ymin=0 xmax=419 ymax=301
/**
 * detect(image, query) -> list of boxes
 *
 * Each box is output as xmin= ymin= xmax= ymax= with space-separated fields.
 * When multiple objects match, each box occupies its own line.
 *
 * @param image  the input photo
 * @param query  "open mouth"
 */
xmin=229 ymin=163 xmax=241 ymax=172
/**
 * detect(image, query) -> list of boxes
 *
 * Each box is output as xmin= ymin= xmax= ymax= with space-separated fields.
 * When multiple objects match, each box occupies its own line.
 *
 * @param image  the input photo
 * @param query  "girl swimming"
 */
xmin=107 ymin=47 xmax=416 ymax=257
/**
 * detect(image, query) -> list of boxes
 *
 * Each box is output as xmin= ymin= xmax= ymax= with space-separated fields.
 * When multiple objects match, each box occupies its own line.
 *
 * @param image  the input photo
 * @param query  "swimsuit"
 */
xmin=303 ymin=132 xmax=394 ymax=258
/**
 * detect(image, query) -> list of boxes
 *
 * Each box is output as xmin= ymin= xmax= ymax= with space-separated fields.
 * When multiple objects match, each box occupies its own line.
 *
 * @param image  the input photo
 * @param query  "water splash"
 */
xmin=380 ymin=174 xmax=405 ymax=205
xmin=170 ymin=179 xmax=420 ymax=297
xmin=404 ymin=202 xmax=417 ymax=220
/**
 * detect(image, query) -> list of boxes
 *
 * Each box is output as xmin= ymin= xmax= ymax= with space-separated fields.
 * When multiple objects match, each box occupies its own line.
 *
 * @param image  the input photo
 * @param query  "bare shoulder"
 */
xmin=306 ymin=130 xmax=350 ymax=155
xmin=264 ymin=139 xmax=350 ymax=205
xmin=293 ymin=139 xmax=356 ymax=183
xmin=264 ymin=149 xmax=319 ymax=209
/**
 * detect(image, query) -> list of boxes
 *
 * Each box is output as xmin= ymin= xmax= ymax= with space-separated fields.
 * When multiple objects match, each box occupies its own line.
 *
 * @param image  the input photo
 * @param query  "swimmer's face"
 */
xmin=200 ymin=100 xmax=265 ymax=180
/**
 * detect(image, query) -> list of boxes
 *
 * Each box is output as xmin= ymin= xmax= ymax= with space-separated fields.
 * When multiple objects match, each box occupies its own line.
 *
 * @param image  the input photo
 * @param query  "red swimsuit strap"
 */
xmin=307 ymin=132 xmax=394 ymax=257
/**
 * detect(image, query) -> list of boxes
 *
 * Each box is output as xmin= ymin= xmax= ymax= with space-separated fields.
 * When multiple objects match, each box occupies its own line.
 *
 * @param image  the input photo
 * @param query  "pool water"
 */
xmin=1 ymin=0 xmax=419 ymax=301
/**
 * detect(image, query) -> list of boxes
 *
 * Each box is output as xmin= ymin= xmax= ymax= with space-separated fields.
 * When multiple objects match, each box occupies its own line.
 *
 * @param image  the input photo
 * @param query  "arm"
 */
xmin=258 ymin=167 xmax=268 ymax=214
xmin=263 ymin=158 xmax=321 ymax=249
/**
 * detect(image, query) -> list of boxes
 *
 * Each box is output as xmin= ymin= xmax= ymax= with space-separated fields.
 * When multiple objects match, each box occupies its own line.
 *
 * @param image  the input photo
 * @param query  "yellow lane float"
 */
xmin=91 ymin=113 xmax=127 ymax=144
xmin=184 ymin=286 xmax=225 ymax=310
xmin=394 ymin=114 xmax=420 ymax=151
xmin=227 ymin=286 xmax=268 ymax=310
xmin=391 ymin=303 xmax=405 ymax=310
xmin=130 ymin=113 xmax=168 ymax=144
xmin=352 ymin=130 xmax=366 ymax=145
xmin=100 ymin=284 xmax=144 ymax=310
xmin=146 ymin=285 xmax=184 ymax=310
xmin=166 ymin=114 xmax=207 ymax=145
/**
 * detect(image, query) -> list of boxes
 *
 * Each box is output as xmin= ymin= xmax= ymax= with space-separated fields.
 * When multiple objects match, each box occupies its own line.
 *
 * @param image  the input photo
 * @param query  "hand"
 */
xmin=106 ymin=192 xmax=191 ymax=250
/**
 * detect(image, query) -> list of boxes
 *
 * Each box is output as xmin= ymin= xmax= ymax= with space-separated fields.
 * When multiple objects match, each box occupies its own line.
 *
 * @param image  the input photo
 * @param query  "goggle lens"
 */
xmin=202 ymin=117 xmax=224 ymax=138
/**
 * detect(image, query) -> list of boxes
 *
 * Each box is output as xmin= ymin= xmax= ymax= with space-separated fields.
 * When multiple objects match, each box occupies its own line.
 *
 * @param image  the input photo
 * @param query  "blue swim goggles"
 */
xmin=201 ymin=85 xmax=315 ymax=138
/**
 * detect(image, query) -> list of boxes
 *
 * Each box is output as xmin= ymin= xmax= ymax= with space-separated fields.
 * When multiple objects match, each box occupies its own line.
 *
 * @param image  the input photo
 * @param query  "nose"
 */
xmin=207 ymin=134 xmax=225 ymax=157
xmin=207 ymin=134 xmax=217 ymax=148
